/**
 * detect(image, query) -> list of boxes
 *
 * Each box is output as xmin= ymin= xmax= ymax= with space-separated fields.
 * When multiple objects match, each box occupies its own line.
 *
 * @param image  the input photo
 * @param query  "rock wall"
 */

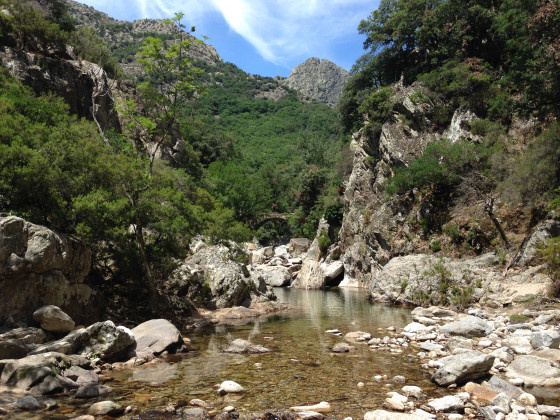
xmin=338 ymin=81 xmax=438 ymax=288
xmin=0 ymin=216 xmax=100 ymax=325
xmin=0 ymin=46 xmax=120 ymax=133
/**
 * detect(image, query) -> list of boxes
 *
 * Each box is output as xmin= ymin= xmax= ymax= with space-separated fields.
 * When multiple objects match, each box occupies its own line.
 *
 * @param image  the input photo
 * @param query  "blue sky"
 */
xmin=78 ymin=0 xmax=380 ymax=77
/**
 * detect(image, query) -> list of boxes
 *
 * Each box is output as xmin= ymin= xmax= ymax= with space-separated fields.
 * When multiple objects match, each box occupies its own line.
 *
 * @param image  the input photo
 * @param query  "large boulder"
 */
xmin=505 ymin=355 xmax=560 ymax=386
xmin=0 ymin=352 xmax=80 ymax=394
xmin=0 ymin=327 xmax=46 ymax=359
xmin=288 ymin=238 xmax=312 ymax=258
xmin=251 ymin=265 xmax=292 ymax=287
xmin=29 ymin=321 xmax=135 ymax=361
xmin=432 ymin=350 xmax=495 ymax=386
xmin=511 ymin=213 xmax=560 ymax=267
xmin=131 ymin=319 xmax=185 ymax=356
xmin=33 ymin=305 xmax=75 ymax=334
xmin=174 ymin=243 xmax=276 ymax=309
xmin=0 ymin=216 xmax=100 ymax=325
xmin=440 ymin=316 xmax=495 ymax=338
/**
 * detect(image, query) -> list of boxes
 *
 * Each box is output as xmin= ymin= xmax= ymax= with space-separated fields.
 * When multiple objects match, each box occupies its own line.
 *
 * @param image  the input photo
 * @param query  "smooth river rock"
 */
xmin=217 ymin=381 xmax=244 ymax=394
xmin=223 ymin=338 xmax=270 ymax=354
xmin=131 ymin=319 xmax=184 ymax=356
xmin=505 ymin=355 xmax=560 ymax=386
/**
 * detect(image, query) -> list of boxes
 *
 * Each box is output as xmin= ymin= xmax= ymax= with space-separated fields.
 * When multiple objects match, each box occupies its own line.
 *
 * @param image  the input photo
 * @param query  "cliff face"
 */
xmin=0 ymin=46 xmax=120 ymax=133
xmin=281 ymin=57 xmax=349 ymax=107
xmin=338 ymin=81 xmax=470 ymax=288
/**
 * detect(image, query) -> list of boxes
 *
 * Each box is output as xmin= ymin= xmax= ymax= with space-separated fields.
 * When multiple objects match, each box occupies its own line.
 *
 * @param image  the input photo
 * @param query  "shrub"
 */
xmin=318 ymin=231 xmax=331 ymax=255
xmin=538 ymin=237 xmax=560 ymax=297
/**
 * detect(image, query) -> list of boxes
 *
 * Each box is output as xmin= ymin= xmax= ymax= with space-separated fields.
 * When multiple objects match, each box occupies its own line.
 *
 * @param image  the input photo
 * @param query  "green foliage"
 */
xmin=502 ymin=123 xmax=560 ymax=205
xmin=385 ymin=139 xmax=481 ymax=194
xmin=70 ymin=26 xmax=121 ymax=78
xmin=430 ymin=239 xmax=442 ymax=252
xmin=318 ymin=231 xmax=332 ymax=255
xmin=357 ymin=86 xmax=393 ymax=127
xmin=539 ymin=237 xmax=560 ymax=297
xmin=443 ymin=223 xmax=461 ymax=244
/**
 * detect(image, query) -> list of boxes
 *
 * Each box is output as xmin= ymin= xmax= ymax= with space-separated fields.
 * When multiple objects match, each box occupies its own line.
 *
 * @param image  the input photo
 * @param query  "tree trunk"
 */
xmin=484 ymin=197 xmax=510 ymax=248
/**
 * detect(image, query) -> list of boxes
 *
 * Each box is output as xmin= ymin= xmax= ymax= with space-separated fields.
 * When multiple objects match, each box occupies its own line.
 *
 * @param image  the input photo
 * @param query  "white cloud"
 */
xmin=80 ymin=0 xmax=375 ymax=66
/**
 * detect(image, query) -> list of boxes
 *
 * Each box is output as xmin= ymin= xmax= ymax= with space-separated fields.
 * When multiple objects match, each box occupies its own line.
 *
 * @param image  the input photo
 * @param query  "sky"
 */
xmin=78 ymin=0 xmax=380 ymax=77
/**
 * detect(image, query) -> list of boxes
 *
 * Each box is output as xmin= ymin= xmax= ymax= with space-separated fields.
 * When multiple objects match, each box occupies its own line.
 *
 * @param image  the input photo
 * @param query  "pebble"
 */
xmin=290 ymin=401 xmax=332 ymax=413
xmin=217 ymin=381 xmax=244 ymax=394
xmin=518 ymin=393 xmax=537 ymax=406
xmin=189 ymin=399 xmax=208 ymax=407
xmin=223 ymin=406 xmax=235 ymax=412
xmin=357 ymin=382 xmax=365 ymax=388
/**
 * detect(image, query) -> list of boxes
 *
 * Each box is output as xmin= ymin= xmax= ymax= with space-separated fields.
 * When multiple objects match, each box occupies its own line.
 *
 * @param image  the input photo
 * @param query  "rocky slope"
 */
xmin=280 ymin=57 xmax=349 ymax=107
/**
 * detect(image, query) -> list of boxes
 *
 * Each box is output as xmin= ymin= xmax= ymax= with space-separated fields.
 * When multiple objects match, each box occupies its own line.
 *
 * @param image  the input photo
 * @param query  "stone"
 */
xmin=441 ymin=316 xmax=494 ymax=338
xmin=217 ymin=381 xmax=244 ymax=394
xmin=189 ymin=399 xmax=208 ymax=407
xmin=402 ymin=385 xmax=424 ymax=399
xmin=252 ymin=265 xmax=292 ymax=287
xmin=364 ymin=409 xmax=427 ymax=420
xmin=432 ymin=350 xmax=495 ymax=386
xmin=132 ymin=319 xmax=184 ymax=356
xmin=63 ymin=366 xmax=98 ymax=385
xmin=290 ymin=401 xmax=332 ymax=413
xmin=29 ymin=374 xmax=78 ymax=395
xmin=428 ymin=395 xmax=464 ymax=412
xmin=465 ymin=382 xmax=499 ymax=402
xmin=518 ymin=393 xmax=537 ymax=406
xmin=492 ymin=393 xmax=511 ymax=414
xmin=502 ymin=336 xmax=533 ymax=354
xmin=16 ymin=396 xmax=41 ymax=411
xmin=288 ymin=238 xmax=312 ymax=257
xmin=223 ymin=339 xmax=270 ymax=354
xmin=505 ymin=355 xmax=560 ymax=386
xmin=332 ymin=342 xmax=353 ymax=353
xmin=0 ymin=216 xmax=97 ymax=325
xmin=295 ymin=412 xmax=324 ymax=420
xmin=419 ymin=342 xmax=444 ymax=352
xmin=384 ymin=396 xmax=405 ymax=411
xmin=0 ymin=339 xmax=28 ymax=359
xmin=33 ymin=305 xmax=75 ymax=333
xmin=511 ymin=216 xmax=560 ymax=267
xmin=183 ymin=407 xmax=206 ymax=417
xmin=87 ymin=401 xmax=123 ymax=416
xmin=531 ymin=330 xmax=560 ymax=349
xmin=323 ymin=261 xmax=344 ymax=281
xmin=536 ymin=405 xmax=560 ymax=416
xmin=482 ymin=375 xmax=523 ymax=400
xmin=75 ymin=384 xmax=113 ymax=399
xmin=345 ymin=331 xmax=372 ymax=341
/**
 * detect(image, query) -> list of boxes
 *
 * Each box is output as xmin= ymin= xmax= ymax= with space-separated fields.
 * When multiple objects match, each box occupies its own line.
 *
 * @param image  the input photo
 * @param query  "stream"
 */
xmin=11 ymin=288 xmax=450 ymax=419
xmin=103 ymin=288 xmax=446 ymax=418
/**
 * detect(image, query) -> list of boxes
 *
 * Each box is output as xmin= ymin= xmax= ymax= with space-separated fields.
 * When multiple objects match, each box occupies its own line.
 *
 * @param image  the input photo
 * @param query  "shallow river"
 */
xmin=102 ymin=288 xmax=447 ymax=418
xmin=13 ymin=289 xmax=451 ymax=419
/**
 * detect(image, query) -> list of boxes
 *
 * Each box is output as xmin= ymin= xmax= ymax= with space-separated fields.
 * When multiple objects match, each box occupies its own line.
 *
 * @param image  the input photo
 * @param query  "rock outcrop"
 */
xmin=0 ymin=216 xmax=100 ymax=325
xmin=0 ymin=46 xmax=120 ymax=133
xmin=281 ymin=58 xmax=349 ymax=107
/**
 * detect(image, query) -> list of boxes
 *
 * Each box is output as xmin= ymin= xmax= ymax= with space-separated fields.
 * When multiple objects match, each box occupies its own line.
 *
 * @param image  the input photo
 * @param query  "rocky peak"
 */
xmin=281 ymin=57 xmax=349 ymax=107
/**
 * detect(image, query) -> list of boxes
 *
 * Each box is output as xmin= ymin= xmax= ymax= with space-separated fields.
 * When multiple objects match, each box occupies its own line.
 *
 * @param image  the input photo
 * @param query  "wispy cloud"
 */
xmin=80 ymin=0 xmax=375 ymax=66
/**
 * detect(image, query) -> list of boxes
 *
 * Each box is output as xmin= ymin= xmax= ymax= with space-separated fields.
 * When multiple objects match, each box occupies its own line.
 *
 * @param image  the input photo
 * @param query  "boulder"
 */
xmin=29 ymin=321 xmax=135 ymax=361
xmin=131 ymin=319 xmax=185 ymax=356
xmin=223 ymin=338 xmax=270 ymax=354
xmin=440 ymin=316 xmax=494 ymax=338
xmin=0 ymin=339 xmax=28 ymax=359
xmin=0 ymin=216 xmax=99 ymax=325
xmin=482 ymin=375 xmax=523 ymax=400
xmin=252 ymin=265 xmax=292 ymax=287
xmin=505 ymin=355 xmax=560 ymax=386
xmin=179 ymin=244 xmax=276 ymax=308
xmin=502 ymin=336 xmax=533 ymax=354
xmin=511 ymin=214 xmax=560 ymax=267
xmin=432 ymin=350 xmax=495 ymax=386
xmin=33 ymin=305 xmax=75 ymax=333
xmin=291 ymin=260 xmax=325 ymax=289
xmin=323 ymin=260 xmax=344 ymax=282
xmin=274 ymin=245 xmax=291 ymax=259
xmin=288 ymin=238 xmax=312 ymax=257
xmin=331 ymin=342 xmax=353 ymax=353
xmin=16 ymin=396 xmax=41 ymax=411
xmin=531 ymin=330 xmax=560 ymax=349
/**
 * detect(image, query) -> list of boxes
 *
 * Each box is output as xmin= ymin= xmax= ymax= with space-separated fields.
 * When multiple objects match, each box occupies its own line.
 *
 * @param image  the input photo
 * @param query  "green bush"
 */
xmin=539 ymin=237 xmax=560 ymax=297
xmin=318 ymin=231 xmax=331 ymax=255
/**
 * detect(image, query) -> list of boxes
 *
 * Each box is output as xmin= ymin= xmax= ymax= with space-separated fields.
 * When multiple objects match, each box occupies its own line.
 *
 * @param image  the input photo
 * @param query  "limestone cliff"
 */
xmin=281 ymin=57 xmax=349 ymax=107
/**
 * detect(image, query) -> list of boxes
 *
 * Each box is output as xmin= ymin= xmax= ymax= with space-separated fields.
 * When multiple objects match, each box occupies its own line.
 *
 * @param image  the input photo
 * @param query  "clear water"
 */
xmin=8 ymin=288 xmax=447 ymax=419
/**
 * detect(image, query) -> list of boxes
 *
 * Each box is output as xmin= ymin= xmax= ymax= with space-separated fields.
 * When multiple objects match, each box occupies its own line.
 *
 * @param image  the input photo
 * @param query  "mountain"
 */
xmin=281 ymin=57 xmax=349 ymax=107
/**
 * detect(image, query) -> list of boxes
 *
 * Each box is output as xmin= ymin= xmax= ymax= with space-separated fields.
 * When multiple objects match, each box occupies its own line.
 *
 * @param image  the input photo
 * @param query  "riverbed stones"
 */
xmin=16 ymin=396 xmax=41 ymax=411
xmin=482 ymin=375 xmax=523 ymax=400
xmin=440 ymin=316 xmax=494 ymax=338
xmin=290 ymin=401 xmax=332 ymax=413
xmin=505 ymin=355 xmax=560 ymax=386
xmin=502 ymin=336 xmax=533 ymax=354
xmin=217 ymin=381 xmax=244 ymax=395
xmin=87 ymin=401 xmax=123 ymax=416
xmin=345 ymin=331 xmax=372 ymax=341
xmin=531 ymin=330 xmax=560 ymax=349
xmin=332 ymin=342 xmax=353 ymax=353
xmin=428 ymin=395 xmax=464 ymax=412
xmin=446 ymin=337 xmax=474 ymax=353
xmin=33 ymin=305 xmax=75 ymax=333
xmin=364 ymin=410 xmax=426 ymax=420
xmin=432 ymin=350 xmax=495 ymax=386
xmin=223 ymin=338 xmax=270 ymax=354
xmin=131 ymin=319 xmax=184 ymax=356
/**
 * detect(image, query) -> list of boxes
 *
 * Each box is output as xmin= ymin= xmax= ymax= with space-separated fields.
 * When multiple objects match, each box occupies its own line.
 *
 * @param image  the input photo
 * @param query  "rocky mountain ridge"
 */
xmin=280 ymin=57 xmax=349 ymax=107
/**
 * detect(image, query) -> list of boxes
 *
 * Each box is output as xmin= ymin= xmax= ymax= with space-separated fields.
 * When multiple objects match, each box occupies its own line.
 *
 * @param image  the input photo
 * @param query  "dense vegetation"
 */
xmin=338 ymin=0 xmax=560 ymax=246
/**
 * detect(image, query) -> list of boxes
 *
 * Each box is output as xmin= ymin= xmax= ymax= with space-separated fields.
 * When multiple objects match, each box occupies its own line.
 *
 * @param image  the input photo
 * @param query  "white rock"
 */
xmin=290 ymin=402 xmax=332 ymax=413
xmin=518 ymin=393 xmax=537 ymax=406
xmin=428 ymin=395 xmax=464 ymax=412
xmin=217 ymin=381 xmax=244 ymax=394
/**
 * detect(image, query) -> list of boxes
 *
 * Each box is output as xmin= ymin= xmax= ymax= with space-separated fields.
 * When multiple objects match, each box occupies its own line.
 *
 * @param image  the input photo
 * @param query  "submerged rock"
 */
xmin=223 ymin=338 xmax=270 ymax=354
xmin=87 ymin=401 xmax=123 ymax=416
xmin=217 ymin=381 xmax=244 ymax=394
